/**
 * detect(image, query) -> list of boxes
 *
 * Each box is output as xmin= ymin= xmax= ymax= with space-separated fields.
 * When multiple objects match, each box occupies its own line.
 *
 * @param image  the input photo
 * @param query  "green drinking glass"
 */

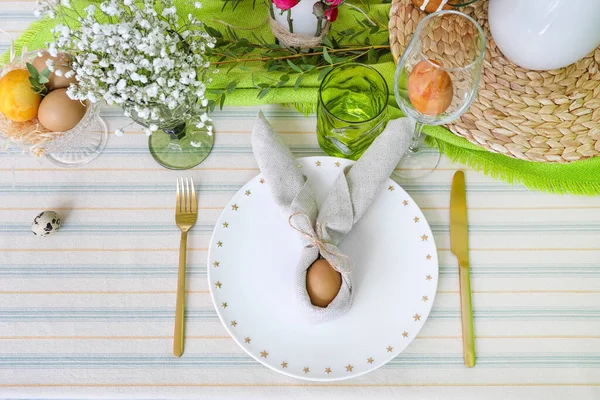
xmin=317 ymin=63 xmax=388 ymax=160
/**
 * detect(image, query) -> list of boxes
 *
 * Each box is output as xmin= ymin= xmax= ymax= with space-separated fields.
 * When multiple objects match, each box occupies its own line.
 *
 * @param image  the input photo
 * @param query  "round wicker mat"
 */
xmin=389 ymin=0 xmax=600 ymax=163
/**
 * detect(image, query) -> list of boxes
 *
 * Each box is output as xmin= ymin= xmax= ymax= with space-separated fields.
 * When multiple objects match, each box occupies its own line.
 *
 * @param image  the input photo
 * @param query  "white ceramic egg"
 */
xmin=32 ymin=211 xmax=61 ymax=237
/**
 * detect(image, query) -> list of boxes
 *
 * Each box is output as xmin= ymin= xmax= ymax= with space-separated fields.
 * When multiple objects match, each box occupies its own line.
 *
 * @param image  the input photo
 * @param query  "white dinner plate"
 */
xmin=207 ymin=156 xmax=439 ymax=381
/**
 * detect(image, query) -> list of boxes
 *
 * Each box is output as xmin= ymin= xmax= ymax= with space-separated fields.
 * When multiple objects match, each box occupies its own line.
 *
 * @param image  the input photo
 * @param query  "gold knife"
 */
xmin=450 ymin=170 xmax=476 ymax=368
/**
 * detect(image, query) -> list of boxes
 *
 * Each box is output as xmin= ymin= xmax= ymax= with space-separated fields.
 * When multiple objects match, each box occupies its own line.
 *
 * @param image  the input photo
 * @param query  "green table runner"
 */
xmin=4 ymin=0 xmax=600 ymax=195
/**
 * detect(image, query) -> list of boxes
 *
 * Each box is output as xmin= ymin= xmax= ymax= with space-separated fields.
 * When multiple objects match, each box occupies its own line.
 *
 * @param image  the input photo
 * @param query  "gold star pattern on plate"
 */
xmin=414 ymin=217 xmax=420 ymax=223
xmin=215 ymin=281 xmax=222 ymax=289
xmin=231 ymin=204 xmax=239 ymax=211
xmin=325 ymin=367 xmax=332 ymax=374
xmin=245 ymin=190 xmax=251 ymax=196
xmin=345 ymin=364 xmax=353 ymax=372
xmin=315 ymin=161 xmax=321 ymax=167
xmin=403 ymin=200 xmax=409 ymax=206
xmin=244 ymin=337 xmax=251 ymax=343
xmin=426 ymin=254 xmax=432 ymax=260
xmin=386 ymin=346 xmax=393 ymax=352
xmin=413 ymin=313 xmax=421 ymax=321
xmin=213 ymin=261 xmax=220 ymax=267
xmin=230 ymin=320 xmax=237 ymax=327
xmin=259 ymin=178 xmax=265 ymax=184
xmin=335 ymin=162 xmax=341 ymax=167
xmin=303 ymin=367 xmax=310 ymax=374
xmin=426 ymin=275 xmax=432 ymax=281
xmin=421 ymin=234 xmax=428 ymax=241
xmin=222 ymin=222 xmax=229 ymax=228
xmin=221 ymin=302 xmax=228 ymax=308
xmin=388 ymin=185 xmax=395 ymax=191
xmin=367 ymin=357 xmax=374 ymax=364
xmin=402 ymin=331 xmax=409 ymax=338
xmin=217 ymin=241 xmax=223 ymax=247
xmin=281 ymin=361 xmax=288 ymax=368
xmin=260 ymin=350 xmax=268 ymax=358
xmin=422 ymin=296 xmax=428 ymax=302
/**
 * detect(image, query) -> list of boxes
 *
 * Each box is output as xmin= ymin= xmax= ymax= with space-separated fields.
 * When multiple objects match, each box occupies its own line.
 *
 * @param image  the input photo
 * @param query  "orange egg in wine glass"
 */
xmin=394 ymin=11 xmax=485 ymax=178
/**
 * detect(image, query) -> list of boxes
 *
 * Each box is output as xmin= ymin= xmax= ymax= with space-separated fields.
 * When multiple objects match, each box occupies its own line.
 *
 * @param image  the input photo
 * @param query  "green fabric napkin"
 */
xmin=4 ymin=0 xmax=600 ymax=195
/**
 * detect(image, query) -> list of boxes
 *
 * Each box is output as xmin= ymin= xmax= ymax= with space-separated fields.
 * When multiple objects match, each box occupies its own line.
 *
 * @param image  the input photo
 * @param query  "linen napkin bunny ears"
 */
xmin=252 ymin=112 xmax=412 ymax=323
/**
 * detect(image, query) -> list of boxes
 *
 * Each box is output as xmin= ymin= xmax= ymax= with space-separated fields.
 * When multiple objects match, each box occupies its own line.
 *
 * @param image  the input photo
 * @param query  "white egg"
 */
xmin=31 ymin=211 xmax=61 ymax=237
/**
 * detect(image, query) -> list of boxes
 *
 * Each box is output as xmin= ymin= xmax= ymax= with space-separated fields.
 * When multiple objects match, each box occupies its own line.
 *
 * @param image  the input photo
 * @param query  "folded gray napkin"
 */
xmin=252 ymin=112 xmax=412 ymax=323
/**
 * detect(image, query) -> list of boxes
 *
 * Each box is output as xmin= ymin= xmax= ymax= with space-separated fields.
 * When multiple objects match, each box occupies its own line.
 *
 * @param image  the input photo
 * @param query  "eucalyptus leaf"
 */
xmin=258 ymin=87 xmax=270 ymax=99
xmin=226 ymin=63 xmax=238 ymax=74
xmin=207 ymin=100 xmax=217 ymax=113
xmin=294 ymin=75 xmax=303 ymax=91
xmin=318 ymin=66 xmax=333 ymax=81
xmin=226 ymin=80 xmax=238 ymax=93
xmin=205 ymin=26 xmax=222 ymax=39
xmin=286 ymin=59 xmax=303 ymax=73
xmin=323 ymin=47 xmax=333 ymax=64
xmin=321 ymin=36 xmax=334 ymax=48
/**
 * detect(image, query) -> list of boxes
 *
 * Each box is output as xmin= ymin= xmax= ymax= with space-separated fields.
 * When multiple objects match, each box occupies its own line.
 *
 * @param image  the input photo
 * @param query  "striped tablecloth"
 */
xmin=1 ymin=2 xmax=599 ymax=399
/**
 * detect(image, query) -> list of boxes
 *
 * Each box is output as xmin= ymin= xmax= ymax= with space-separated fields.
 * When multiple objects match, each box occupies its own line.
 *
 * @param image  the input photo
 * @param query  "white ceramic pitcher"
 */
xmin=488 ymin=0 xmax=600 ymax=70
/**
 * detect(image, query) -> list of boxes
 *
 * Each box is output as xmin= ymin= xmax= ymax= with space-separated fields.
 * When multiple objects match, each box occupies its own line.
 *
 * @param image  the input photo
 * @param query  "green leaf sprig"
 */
xmin=27 ymin=63 xmax=51 ymax=96
xmin=204 ymin=1 xmax=391 ymax=110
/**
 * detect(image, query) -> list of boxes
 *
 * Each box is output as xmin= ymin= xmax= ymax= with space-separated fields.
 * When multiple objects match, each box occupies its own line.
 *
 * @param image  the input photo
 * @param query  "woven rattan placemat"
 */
xmin=389 ymin=0 xmax=600 ymax=163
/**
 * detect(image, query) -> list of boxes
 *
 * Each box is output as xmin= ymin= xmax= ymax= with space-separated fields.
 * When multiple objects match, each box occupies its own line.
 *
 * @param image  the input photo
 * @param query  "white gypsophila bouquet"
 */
xmin=36 ymin=0 xmax=216 ymax=136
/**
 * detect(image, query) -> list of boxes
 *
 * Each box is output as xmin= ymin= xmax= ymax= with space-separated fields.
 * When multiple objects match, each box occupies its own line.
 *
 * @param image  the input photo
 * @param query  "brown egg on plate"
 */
xmin=31 ymin=51 xmax=77 ymax=90
xmin=38 ymin=88 xmax=87 ymax=132
xmin=408 ymin=59 xmax=453 ymax=116
xmin=306 ymin=258 xmax=342 ymax=308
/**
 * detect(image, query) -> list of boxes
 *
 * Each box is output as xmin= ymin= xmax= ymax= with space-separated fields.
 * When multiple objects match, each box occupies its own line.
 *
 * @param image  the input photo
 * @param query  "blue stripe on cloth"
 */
xmin=0 ymin=308 xmax=598 ymax=321
xmin=0 ymin=264 xmax=597 ymax=277
xmin=2 ymin=222 xmax=600 ymax=235
xmin=0 ymin=13 xmax=37 ymax=21
xmin=0 ymin=183 xmax=534 ymax=194
xmin=0 ymin=354 xmax=597 ymax=368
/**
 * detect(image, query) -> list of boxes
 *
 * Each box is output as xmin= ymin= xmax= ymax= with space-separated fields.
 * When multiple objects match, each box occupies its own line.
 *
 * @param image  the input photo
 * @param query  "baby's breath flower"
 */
xmin=36 ymin=0 xmax=215 ymax=134
xmin=45 ymin=59 xmax=55 ymax=71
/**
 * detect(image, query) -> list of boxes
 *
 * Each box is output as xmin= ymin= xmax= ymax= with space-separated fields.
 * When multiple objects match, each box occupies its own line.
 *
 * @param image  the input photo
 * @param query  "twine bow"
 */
xmin=288 ymin=212 xmax=354 ymax=273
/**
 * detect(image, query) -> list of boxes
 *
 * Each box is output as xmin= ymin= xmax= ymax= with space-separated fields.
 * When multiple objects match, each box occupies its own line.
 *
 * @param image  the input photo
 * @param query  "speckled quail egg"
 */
xmin=31 ymin=211 xmax=61 ymax=237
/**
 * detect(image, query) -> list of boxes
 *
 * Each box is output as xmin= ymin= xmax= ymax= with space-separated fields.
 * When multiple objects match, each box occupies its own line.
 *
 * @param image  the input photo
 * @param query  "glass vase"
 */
xmin=125 ymin=99 xmax=214 ymax=170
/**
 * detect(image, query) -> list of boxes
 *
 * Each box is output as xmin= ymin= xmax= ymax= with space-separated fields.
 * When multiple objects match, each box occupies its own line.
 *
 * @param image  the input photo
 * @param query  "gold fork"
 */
xmin=173 ymin=177 xmax=197 ymax=357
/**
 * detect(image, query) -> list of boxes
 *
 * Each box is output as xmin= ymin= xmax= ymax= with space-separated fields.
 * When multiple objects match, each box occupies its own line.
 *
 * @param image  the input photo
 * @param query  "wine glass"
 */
xmin=394 ymin=10 xmax=485 ymax=178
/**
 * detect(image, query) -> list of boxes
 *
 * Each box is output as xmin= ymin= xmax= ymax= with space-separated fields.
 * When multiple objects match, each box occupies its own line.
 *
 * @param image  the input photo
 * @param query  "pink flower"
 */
xmin=272 ymin=0 xmax=299 ymax=11
xmin=325 ymin=6 xmax=339 ymax=22
xmin=326 ymin=0 xmax=343 ymax=6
